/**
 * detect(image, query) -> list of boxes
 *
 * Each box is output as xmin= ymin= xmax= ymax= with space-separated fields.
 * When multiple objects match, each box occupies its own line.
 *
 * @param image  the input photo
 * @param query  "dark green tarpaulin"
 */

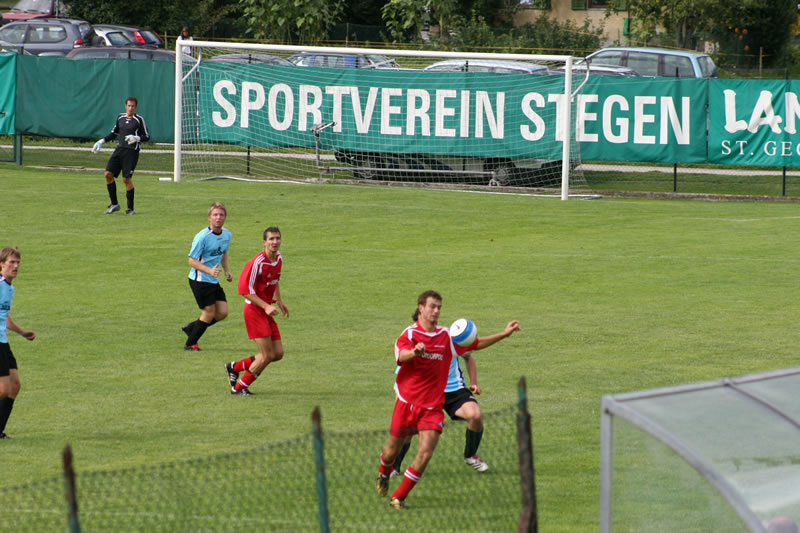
xmin=0 ymin=53 xmax=16 ymax=135
xmin=15 ymin=55 xmax=174 ymax=142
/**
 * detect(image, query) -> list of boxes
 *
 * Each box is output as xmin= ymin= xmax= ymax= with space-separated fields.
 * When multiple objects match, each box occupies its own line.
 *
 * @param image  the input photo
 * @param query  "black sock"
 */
xmin=393 ymin=441 xmax=411 ymax=472
xmin=465 ymin=428 xmax=483 ymax=458
xmin=107 ymin=182 xmax=118 ymax=205
xmin=0 ymin=397 xmax=15 ymax=435
xmin=186 ymin=320 xmax=211 ymax=346
xmin=126 ymin=188 xmax=134 ymax=210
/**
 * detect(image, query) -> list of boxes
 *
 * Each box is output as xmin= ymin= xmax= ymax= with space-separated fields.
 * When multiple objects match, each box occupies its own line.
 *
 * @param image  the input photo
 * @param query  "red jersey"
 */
xmin=394 ymin=322 xmax=476 ymax=409
xmin=238 ymin=251 xmax=282 ymax=305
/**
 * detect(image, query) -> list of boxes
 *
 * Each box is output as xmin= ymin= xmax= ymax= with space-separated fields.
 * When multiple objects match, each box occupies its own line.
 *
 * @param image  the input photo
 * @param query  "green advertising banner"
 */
xmin=0 ymin=53 xmax=16 ymax=135
xmin=577 ymin=77 xmax=708 ymax=163
xmin=15 ymin=55 xmax=175 ymax=142
xmin=198 ymin=64 xmax=573 ymax=159
xmin=708 ymin=79 xmax=799 ymax=166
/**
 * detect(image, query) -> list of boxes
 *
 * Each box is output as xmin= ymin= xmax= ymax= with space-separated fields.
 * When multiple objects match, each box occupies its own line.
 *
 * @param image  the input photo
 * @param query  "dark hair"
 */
xmin=412 ymin=290 xmax=442 ymax=321
xmin=0 ymin=246 xmax=20 ymax=263
xmin=263 ymin=226 xmax=281 ymax=240
xmin=126 ymin=96 xmax=138 ymax=106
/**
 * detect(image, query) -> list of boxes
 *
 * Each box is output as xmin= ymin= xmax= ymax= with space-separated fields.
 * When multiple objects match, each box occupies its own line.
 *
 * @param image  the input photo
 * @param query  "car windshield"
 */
xmin=10 ymin=0 xmax=51 ymax=13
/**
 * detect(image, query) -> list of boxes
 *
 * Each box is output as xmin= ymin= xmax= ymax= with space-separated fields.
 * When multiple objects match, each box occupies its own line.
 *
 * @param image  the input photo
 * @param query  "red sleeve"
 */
xmin=396 ymin=329 xmax=415 ymax=353
xmin=454 ymin=336 xmax=479 ymax=356
xmin=237 ymin=256 xmax=255 ymax=296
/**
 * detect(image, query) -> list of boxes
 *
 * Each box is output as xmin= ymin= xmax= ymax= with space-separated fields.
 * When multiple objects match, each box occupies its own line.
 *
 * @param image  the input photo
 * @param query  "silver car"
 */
xmin=0 ymin=17 xmax=94 ymax=56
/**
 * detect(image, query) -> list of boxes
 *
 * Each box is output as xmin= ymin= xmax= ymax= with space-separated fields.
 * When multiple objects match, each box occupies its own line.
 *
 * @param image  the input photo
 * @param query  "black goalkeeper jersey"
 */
xmin=103 ymin=113 xmax=150 ymax=151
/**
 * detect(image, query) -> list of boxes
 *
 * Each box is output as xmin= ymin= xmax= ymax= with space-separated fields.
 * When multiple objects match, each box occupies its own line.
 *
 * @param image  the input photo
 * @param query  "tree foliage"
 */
xmin=240 ymin=0 xmax=345 ymax=43
xmin=66 ymin=0 xmax=244 ymax=39
xmin=621 ymin=0 xmax=797 ymax=67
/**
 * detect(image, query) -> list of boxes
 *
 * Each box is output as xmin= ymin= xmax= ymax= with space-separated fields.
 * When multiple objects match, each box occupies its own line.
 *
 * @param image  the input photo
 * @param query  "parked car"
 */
xmin=66 ymin=46 xmax=183 ymax=61
xmin=288 ymin=52 xmax=401 ymax=69
xmin=207 ymin=53 xmax=293 ymax=66
xmin=1 ymin=0 xmax=65 ymax=22
xmin=91 ymin=27 xmax=135 ymax=47
xmin=92 ymin=24 xmax=163 ymax=48
xmin=584 ymin=47 xmax=718 ymax=78
xmin=0 ymin=17 xmax=94 ymax=56
xmin=423 ymin=59 xmax=548 ymax=74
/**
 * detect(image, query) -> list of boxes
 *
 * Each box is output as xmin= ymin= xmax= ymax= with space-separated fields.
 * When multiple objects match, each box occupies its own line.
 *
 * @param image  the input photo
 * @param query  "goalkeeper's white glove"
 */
xmin=125 ymin=135 xmax=141 ymax=145
xmin=91 ymin=139 xmax=105 ymax=153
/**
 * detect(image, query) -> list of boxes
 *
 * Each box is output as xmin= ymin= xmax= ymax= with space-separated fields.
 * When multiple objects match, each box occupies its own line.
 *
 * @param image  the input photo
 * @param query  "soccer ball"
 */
xmin=450 ymin=318 xmax=478 ymax=347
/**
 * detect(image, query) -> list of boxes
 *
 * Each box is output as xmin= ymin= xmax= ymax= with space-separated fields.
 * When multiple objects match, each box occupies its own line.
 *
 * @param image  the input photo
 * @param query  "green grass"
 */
xmin=2 ymin=160 xmax=800 ymax=531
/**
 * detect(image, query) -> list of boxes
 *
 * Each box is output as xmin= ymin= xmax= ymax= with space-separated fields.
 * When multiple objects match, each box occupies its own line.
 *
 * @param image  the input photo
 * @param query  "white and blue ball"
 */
xmin=450 ymin=318 xmax=478 ymax=348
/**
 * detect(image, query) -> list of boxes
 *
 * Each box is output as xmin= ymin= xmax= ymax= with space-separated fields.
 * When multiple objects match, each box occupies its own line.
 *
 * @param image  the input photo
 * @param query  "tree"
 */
xmin=240 ymin=0 xmax=344 ymax=43
xmin=620 ymin=0 xmax=797 ymax=66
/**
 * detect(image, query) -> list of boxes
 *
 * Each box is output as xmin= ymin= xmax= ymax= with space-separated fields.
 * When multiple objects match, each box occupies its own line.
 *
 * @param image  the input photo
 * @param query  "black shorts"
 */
xmin=443 ymin=387 xmax=478 ymax=421
xmin=0 ymin=342 xmax=18 ymax=377
xmin=106 ymin=147 xmax=140 ymax=178
xmin=189 ymin=279 xmax=227 ymax=309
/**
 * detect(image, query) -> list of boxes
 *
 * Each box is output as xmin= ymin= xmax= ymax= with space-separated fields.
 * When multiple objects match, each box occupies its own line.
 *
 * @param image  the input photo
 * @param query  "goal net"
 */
xmin=175 ymin=41 xmax=587 ymax=195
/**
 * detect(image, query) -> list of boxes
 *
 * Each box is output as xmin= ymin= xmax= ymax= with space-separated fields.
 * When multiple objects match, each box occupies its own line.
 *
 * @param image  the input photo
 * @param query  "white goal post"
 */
xmin=174 ymin=40 xmax=587 ymax=199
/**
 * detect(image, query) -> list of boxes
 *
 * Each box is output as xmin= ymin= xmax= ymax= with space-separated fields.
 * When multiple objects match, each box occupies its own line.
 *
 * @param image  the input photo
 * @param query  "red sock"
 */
xmin=378 ymin=454 xmax=393 ymax=477
xmin=233 ymin=356 xmax=255 ymax=373
xmin=235 ymin=370 xmax=257 ymax=391
xmin=391 ymin=466 xmax=420 ymax=500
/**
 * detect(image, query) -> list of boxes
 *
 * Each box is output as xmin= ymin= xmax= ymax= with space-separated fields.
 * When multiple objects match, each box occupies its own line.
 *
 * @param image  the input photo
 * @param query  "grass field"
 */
xmin=1 ymin=161 xmax=800 ymax=531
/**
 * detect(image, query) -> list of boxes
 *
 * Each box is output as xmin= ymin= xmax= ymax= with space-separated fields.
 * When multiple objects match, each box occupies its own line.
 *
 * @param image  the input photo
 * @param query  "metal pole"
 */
xmin=560 ymin=56 xmax=573 ymax=201
xmin=312 ymin=407 xmax=330 ymax=533
xmin=62 ymin=444 xmax=81 ymax=533
xmin=173 ymin=38 xmax=184 ymax=182
xmin=516 ymin=377 xmax=538 ymax=533
xmin=673 ymin=163 xmax=678 ymax=192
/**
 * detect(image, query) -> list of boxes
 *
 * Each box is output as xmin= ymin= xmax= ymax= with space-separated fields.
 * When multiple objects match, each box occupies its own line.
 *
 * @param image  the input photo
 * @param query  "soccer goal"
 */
xmin=174 ymin=41 xmax=588 ymax=198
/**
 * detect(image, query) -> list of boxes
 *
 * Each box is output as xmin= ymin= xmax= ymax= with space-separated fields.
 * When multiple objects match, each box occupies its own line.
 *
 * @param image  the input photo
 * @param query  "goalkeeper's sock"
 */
xmin=391 ymin=466 xmax=421 ymax=501
xmin=232 ymin=356 xmax=255 ymax=373
xmin=185 ymin=319 xmax=210 ymax=346
xmin=0 ymin=397 xmax=15 ymax=435
xmin=126 ymin=188 xmax=134 ymax=211
xmin=234 ymin=370 xmax=258 ymax=391
xmin=464 ymin=428 xmax=484 ymax=458
xmin=107 ymin=182 xmax=118 ymax=205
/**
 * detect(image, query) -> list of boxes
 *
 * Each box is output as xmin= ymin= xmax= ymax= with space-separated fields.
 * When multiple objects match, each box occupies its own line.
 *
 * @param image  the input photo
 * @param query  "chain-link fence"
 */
xmin=0 ymin=383 xmax=536 ymax=532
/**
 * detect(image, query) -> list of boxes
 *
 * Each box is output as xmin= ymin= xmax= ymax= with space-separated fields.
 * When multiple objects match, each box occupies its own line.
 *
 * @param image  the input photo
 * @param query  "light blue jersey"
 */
xmin=0 ymin=276 xmax=14 ymax=343
xmin=445 ymin=353 xmax=469 ymax=393
xmin=188 ymin=227 xmax=231 ymax=284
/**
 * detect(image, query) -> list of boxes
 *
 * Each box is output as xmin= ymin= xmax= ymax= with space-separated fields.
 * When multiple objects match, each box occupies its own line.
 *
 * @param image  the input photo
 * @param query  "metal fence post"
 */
xmin=517 ymin=376 xmax=538 ymax=533
xmin=312 ymin=407 xmax=330 ymax=533
xmin=62 ymin=444 xmax=80 ymax=533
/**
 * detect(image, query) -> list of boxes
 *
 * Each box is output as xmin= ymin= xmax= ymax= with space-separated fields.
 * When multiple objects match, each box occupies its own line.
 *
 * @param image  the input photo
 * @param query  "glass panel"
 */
xmin=611 ymin=416 xmax=750 ymax=532
xmin=697 ymin=56 xmax=719 ymax=78
xmin=590 ymin=51 xmax=623 ymax=66
xmin=0 ymin=27 xmax=26 ymax=44
xmin=663 ymin=55 xmax=693 ymax=77
xmin=626 ymin=52 xmax=658 ymax=76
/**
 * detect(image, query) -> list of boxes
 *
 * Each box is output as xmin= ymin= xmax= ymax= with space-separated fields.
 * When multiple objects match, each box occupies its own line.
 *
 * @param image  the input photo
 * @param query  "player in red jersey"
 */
xmin=375 ymin=290 xmax=520 ymax=509
xmin=224 ymin=227 xmax=289 ymax=396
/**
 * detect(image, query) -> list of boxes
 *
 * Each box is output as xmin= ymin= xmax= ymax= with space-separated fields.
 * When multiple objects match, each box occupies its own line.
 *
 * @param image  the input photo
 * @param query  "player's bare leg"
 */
xmin=0 ymin=370 xmax=21 ymax=438
xmin=389 ymin=429 xmax=440 ymax=508
xmin=231 ymin=337 xmax=283 ymax=395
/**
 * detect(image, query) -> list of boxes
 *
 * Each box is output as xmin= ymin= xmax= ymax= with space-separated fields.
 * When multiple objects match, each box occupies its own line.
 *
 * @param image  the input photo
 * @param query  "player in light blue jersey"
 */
xmin=0 ymin=247 xmax=36 ymax=439
xmin=182 ymin=202 xmax=232 ymax=351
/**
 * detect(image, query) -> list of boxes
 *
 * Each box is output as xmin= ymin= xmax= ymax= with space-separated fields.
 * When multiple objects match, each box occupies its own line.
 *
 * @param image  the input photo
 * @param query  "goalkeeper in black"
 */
xmin=92 ymin=96 xmax=150 ymax=215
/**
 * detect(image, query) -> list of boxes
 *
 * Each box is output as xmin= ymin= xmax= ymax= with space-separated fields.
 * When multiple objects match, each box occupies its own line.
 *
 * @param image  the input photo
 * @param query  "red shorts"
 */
xmin=389 ymin=398 xmax=444 ymax=438
xmin=243 ymin=303 xmax=281 ymax=340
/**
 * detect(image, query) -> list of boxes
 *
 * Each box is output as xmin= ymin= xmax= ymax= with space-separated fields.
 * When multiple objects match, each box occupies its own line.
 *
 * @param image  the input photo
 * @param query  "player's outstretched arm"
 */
xmin=475 ymin=320 xmax=521 ymax=350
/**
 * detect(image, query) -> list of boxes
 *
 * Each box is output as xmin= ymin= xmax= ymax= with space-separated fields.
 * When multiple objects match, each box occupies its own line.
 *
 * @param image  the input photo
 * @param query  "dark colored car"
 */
xmin=1 ymin=0 xmax=65 ymax=22
xmin=66 ymin=46 xmax=182 ymax=61
xmin=288 ymin=52 xmax=401 ymax=69
xmin=0 ymin=17 xmax=94 ymax=56
xmin=92 ymin=24 xmax=163 ymax=48
xmin=207 ymin=53 xmax=293 ymax=66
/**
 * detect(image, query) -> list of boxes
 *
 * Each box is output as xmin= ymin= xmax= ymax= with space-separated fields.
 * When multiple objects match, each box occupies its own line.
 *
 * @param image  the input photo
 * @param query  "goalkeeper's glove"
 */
xmin=125 ymin=135 xmax=141 ymax=145
xmin=91 ymin=139 xmax=105 ymax=153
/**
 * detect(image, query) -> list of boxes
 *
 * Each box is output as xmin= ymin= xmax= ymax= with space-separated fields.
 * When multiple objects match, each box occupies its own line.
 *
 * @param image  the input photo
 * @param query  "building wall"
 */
xmin=514 ymin=0 xmax=631 ymax=47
